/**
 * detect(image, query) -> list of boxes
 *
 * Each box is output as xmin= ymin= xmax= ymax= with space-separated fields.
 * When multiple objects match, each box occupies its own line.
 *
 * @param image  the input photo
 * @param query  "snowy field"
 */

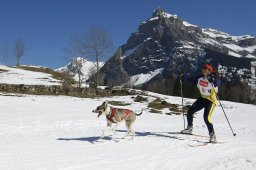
xmin=0 ymin=92 xmax=256 ymax=170
xmin=0 ymin=65 xmax=61 ymax=86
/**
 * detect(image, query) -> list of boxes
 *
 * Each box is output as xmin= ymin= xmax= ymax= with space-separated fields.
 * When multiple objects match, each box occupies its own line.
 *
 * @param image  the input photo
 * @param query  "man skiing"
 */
xmin=181 ymin=63 xmax=220 ymax=143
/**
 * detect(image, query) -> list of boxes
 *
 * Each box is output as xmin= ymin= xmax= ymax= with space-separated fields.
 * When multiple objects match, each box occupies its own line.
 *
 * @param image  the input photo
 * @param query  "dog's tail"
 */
xmin=135 ymin=109 xmax=144 ymax=116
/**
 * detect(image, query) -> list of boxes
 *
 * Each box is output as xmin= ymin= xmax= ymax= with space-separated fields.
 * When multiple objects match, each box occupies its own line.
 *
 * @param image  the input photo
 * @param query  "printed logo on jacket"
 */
xmin=199 ymin=80 xmax=208 ymax=87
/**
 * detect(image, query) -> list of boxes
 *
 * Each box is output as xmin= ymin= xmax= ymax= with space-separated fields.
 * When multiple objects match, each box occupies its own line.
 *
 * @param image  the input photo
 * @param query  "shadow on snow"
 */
xmin=57 ymin=130 xmax=207 ymax=144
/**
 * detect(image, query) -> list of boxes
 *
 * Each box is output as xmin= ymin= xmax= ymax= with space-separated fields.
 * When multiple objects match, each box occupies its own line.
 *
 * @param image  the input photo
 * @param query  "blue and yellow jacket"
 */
xmin=184 ymin=74 xmax=220 ymax=105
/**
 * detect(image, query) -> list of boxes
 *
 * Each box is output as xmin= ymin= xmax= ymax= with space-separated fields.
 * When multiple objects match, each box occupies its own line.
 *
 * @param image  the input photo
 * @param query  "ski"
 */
xmin=188 ymin=141 xmax=225 ymax=147
xmin=168 ymin=132 xmax=209 ymax=138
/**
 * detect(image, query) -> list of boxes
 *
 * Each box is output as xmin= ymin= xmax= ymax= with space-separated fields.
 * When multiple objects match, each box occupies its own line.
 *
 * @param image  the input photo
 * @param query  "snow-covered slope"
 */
xmin=202 ymin=28 xmax=256 ymax=58
xmin=128 ymin=68 xmax=163 ymax=86
xmin=0 ymin=65 xmax=61 ymax=86
xmin=57 ymin=57 xmax=104 ymax=83
xmin=0 ymin=92 xmax=255 ymax=170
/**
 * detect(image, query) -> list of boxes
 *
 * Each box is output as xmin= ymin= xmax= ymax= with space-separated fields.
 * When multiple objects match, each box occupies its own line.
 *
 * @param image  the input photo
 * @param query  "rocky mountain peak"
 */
xmin=98 ymin=9 xmax=256 ymax=103
xmin=152 ymin=7 xmax=164 ymax=17
xmin=152 ymin=7 xmax=178 ymax=19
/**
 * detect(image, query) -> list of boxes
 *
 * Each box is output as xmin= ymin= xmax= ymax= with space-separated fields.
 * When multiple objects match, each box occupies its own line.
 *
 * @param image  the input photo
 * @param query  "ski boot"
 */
xmin=209 ymin=132 xmax=217 ymax=143
xmin=181 ymin=125 xmax=193 ymax=134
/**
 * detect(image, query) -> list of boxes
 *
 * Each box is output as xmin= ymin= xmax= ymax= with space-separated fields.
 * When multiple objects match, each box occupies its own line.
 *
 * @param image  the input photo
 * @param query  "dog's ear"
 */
xmin=102 ymin=101 xmax=108 ymax=107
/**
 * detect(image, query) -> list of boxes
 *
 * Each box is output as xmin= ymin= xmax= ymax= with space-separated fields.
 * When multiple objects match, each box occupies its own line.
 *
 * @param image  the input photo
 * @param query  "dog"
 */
xmin=92 ymin=101 xmax=143 ymax=139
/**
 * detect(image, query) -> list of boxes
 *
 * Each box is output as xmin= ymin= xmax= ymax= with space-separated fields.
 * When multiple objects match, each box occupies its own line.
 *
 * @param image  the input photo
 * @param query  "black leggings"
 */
xmin=187 ymin=97 xmax=215 ymax=134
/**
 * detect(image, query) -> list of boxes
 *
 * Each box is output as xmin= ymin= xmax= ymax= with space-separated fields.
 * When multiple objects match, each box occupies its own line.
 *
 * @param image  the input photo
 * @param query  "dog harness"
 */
xmin=106 ymin=108 xmax=132 ymax=123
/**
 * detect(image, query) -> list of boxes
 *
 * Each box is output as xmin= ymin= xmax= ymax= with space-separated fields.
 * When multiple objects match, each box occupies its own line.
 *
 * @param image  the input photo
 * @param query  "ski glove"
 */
xmin=178 ymin=70 xmax=184 ymax=78
xmin=207 ymin=74 xmax=214 ymax=83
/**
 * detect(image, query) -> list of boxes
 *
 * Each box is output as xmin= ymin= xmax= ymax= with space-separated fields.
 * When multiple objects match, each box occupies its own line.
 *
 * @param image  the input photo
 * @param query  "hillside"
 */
xmin=0 ymin=65 xmax=62 ymax=86
xmin=0 ymin=92 xmax=255 ymax=170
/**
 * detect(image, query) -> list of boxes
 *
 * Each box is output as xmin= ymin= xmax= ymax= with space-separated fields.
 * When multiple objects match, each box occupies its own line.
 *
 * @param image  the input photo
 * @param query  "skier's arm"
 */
xmin=208 ymin=74 xmax=220 ymax=93
xmin=182 ymin=74 xmax=203 ymax=85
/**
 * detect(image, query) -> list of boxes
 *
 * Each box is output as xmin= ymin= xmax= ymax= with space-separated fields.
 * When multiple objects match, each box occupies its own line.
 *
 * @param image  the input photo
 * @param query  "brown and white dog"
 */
xmin=92 ymin=101 xmax=143 ymax=139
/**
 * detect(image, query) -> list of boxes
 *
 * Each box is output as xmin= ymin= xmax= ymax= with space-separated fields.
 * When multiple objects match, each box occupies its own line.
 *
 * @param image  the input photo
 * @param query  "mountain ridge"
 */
xmin=56 ymin=57 xmax=103 ymax=85
xmin=98 ymin=8 xmax=256 ymax=103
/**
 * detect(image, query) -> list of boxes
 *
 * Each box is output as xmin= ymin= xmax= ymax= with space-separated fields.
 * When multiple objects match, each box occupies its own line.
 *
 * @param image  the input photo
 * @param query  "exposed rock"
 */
xmin=98 ymin=8 xmax=256 ymax=104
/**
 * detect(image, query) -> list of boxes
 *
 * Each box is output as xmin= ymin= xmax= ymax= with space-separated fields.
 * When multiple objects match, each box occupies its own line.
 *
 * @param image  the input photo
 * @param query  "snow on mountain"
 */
xmin=128 ymin=68 xmax=163 ymax=86
xmin=202 ymin=28 xmax=230 ymax=38
xmin=99 ymin=8 xmax=256 ymax=104
xmin=145 ymin=10 xmax=256 ymax=60
xmin=147 ymin=10 xmax=256 ymax=59
xmin=228 ymin=51 xmax=242 ymax=58
xmin=183 ymin=21 xmax=197 ymax=27
xmin=0 ymin=92 xmax=256 ymax=170
xmin=56 ymin=57 xmax=104 ymax=83
xmin=231 ymin=35 xmax=255 ymax=42
xmin=0 ymin=65 xmax=61 ymax=86
xmin=201 ymin=29 xmax=256 ymax=58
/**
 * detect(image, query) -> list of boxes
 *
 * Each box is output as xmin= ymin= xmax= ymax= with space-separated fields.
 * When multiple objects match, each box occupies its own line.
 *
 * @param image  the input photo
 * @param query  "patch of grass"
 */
xmin=149 ymin=109 xmax=162 ymax=114
xmin=148 ymin=98 xmax=171 ymax=110
xmin=17 ymin=66 xmax=64 ymax=80
xmin=148 ymin=98 xmax=191 ymax=115
xmin=108 ymin=101 xmax=131 ymax=106
xmin=0 ymin=69 xmax=8 ymax=73
xmin=134 ymin=95 xmax=148 ymax=102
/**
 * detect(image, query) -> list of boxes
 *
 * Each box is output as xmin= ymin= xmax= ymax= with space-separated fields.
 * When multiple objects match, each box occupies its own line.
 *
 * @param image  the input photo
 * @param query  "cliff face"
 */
xmin=99 ymin=8 xmax=256 ymax=103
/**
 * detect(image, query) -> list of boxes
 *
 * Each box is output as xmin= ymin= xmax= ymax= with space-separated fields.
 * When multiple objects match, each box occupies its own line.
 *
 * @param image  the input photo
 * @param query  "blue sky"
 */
xmin=0 ymin=0 xmax=255 ymax=68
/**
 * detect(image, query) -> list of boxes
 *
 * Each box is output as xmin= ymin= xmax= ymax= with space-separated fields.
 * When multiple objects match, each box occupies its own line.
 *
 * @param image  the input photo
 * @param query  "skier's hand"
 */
xmin=178 ymin=70 xmax=184 ymax=78
xmin=207 ymin=74 xmax=214 ymax=83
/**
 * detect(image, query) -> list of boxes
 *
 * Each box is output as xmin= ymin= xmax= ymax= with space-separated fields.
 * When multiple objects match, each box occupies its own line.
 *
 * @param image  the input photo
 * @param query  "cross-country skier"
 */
xmin=181 ymin=63 xmax=220 ymax=143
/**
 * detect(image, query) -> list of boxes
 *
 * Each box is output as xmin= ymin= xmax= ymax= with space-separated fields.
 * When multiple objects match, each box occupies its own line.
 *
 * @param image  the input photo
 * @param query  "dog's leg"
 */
xmin=101 ymin=122 xmax=112 ymax=138
xmin=127 ymin=121 xmax=135 ymax=140
xmin=111 ymin=123 xmax=118 ymax=135
xmin=101 ymin=126 xmax=109 ymax=138
xmin=122 ymin=121 xmax=130 ymax=139
xmin=130 ymin=130 xmax=135 ymax=140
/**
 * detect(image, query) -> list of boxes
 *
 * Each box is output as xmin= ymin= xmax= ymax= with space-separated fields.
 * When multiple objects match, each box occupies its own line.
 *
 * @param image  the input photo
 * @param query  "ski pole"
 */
xmin=180 ymin=75 xmax=186 ymax=129
xmin=211 ymin=83 xmax=236 ymax=137
xmin=216 ymin=94 xmax=236 ymax=137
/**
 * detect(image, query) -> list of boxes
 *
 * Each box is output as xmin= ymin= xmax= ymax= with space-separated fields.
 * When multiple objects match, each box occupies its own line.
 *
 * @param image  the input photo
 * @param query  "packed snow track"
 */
xmin=0 ymin=93 xmax=255 ymax=170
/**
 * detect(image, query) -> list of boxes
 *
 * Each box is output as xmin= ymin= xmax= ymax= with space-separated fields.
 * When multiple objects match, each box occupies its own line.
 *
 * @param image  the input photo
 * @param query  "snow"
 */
xmin=223 ymin=44 xmax=246 ymax=52
xmin=128 ymin=68 xmax=163 ymax=86
xmin=143 ymin=37 xmax=152 ymax=42
xmin=178 ymin=41 xmax=196 ymax=49
xmin=199 ymin=37 xmax=222 ymax=47
xmin=149 ymin=17 xmax=158 ymax=21
xmin=228 ymin=51 xmax=242 ymax=58
xmin=56 ymin=57 xmax=103 ymax=83
xmin=0 ymin=92 xmax=256 ymax=170
xmin=122 ymin=45 xmax=141 ymax=59
xmin=202 ymin=29 xmax=256 ymax=58
xmin=162 ymin=12 xmax=178 ymax=19
xmin=0 ymin=65 xmax=61 ymax=86
xmin=245 ymin=45 xmax=256 ymax=53
xmin=231 ymin=35 xmax=255 ymax=42
xmin=183 ymin=21 xmax=197 ymax=27
xmin=223 ymin=44 xmax=256 ymax=55
xmin=245 ymin=54 xmax=256 ymax=59
xmin=202 ymin=28 xmax=229 ymax=38
xmin=147 ymin=11 xmax=178 ymax=23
